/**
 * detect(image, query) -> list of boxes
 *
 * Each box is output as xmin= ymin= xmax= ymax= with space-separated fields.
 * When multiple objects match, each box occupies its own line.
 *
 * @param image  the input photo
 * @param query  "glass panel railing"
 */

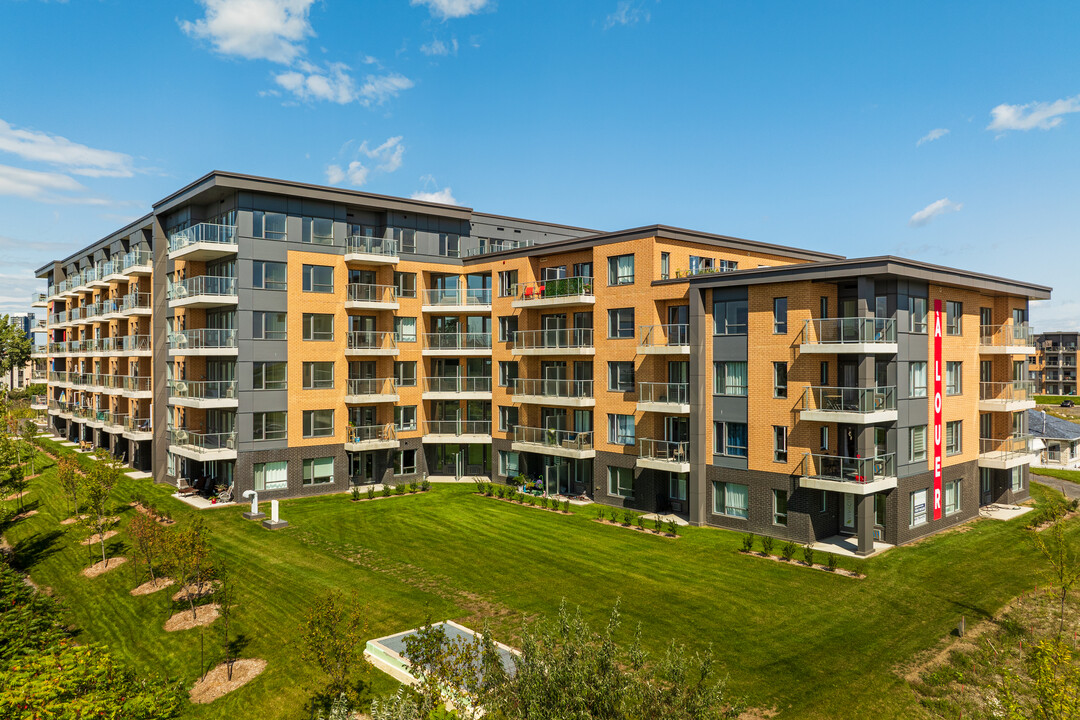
xmin=513 ymin=328 xmax=594 ymax=351
xmin=512 ymin=378 xmax=592 ymax=399
xmin=169 ymin=223 xmax=238 ymax=253
xmin=346 ymin=284 xmax=397 ymax=303
xmin=638 ymin=382 xmax=690 ymax=405
xmin=638 ymin=324 xmax=689 ymax=348
xmin=346 ymin=236 xmax=398 ymax=257
xmin=638 ymin=438 xmax=689 ymax=463
xmin=103 ymin=412 xmax=126 ymax=429
xmin=801 ymin=453 xmax=896 ymax=483
xmin=122 ymin=250 xmax=152 ymax=271
xmin=802 ymin=318 xmax=896 ymax=345
xmin=169 ymin=429 xmax=233 ymax=449
xmin=121 ymin=376 xmax=152 ymax=393
xmin=121 ymin=292 xmax=152 ymax=312
xmin=979 ymin=324 xmax=1035 ymax=349
xmin=124 ymin=416 xmax=153 ymax=433
xmin=32 ymin=292 xmax=46 ymax=304
xmin=461 ymin=238 xmax=534 ymax=257
xmin=422 ymin=288 xmax=493 ymax=307
xmin=423 ymin=332 xmax=492 ymax=350
xmin=346 ymin=331 xmax=397 ymax=352
xmin=513 ymin=426 xmax=593 ymax=450
xmin=120 ymin=335 xmax=151 ymax=353
xmin=168 ymin=379 xmax=237 ymax=400
xmin=425 ymin=420 xmax=492 ymax=436
xmin=979 ymin=381 xmax=1037 ymax=404
xmin=801 ymin=386 xmax=896 ymax=413
xmin=98 ymin=260 xmax=120 ymax=278
xmin=425 ymin=377 xmax=492 ymax=393
xmin=347 ymin=425 xmax=397 ymax=443
xmin=514 ymin=277 xmax=594 ymax=301
xmin=345 ymin=378 xmax=397 ymax=396
xmin=979 ymin=436 xmax=1033 ymax=460
xmin=168 ymin=329 xmax=237 ymax=350
xmin=168 ymin=275 xmax=237 ymax=300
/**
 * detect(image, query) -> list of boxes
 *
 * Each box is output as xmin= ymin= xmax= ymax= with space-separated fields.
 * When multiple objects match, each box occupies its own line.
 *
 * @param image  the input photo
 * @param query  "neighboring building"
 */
xmin=1032 ymin=332 xmax=1078 ymax=396
xmin=1027 ymin=408 xmax=1080 ymax=469
xmin=1 ymin=312 xmax=41 ymax=391
xmin=34 ymin=171 xmax=1051 ymax=553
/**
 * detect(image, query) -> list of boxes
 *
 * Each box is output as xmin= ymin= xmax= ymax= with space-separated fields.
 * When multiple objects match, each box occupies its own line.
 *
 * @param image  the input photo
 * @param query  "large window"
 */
xmin=498 ymin=316 xmax=518 ymax=342
xmin=773 ymin=297 xmax=788 ymax=334
xmin=498 ymin=361 xmax=518 ymax=387
xmin=911 ymin=488 xmax=928 ymax=527
xmin=1010 ymin=466 xmax=1023 ymax=492
xmin=660 ymin=252 xmax=670 ymax=280
xmin=713 ymin=299 xmax=748 ymax=335
xmin=302 ymin=313 xmax=334 ymax=341
xmin=910 ymin=425 xmax=927 ymax=462
xmin=714 ymin=421 xmax=748 ymax=457
xmin=945 ymin=479 xmax=960 ymax=515
xmin=773 ymin=426 xmax=787 ymax=462
xmin=253 ymin=311 xmax=287 ymax=340
xmin=303 ymin=409 xmax=335 ymax=438
xmin=252 ymin=211 xmax=287 ymax=240
xmin=498 ymin=270 xmax=518 ymax=297
xmin=253 ymin=411 xmax=287 ymax=441
xmin=608 ymin=308 xmax=635 ymax=338
xmin=712 ymin=481 xmax=749 ymax=518
xmin=909 ymin=296 xmax=928 ymax=333
xmin=439 ymin=233 xmax=460 ymax=258
xmin=946 ymin=361 xmax=962 ymax=396
xmin=714 ymin=361 xmax=747 ymax=396
xmin=608 ymin=362 xmax=635 ymax=391
xmin=909 ymin=361 xmax=928 ymax=398
xmin=499 ymin=450 xmax=520 ymax=477
xmin=394 ymin=361 xmax=417 ymax=387
xmin=252 ymin=261 xmax=286 ymax=290
xmin=946 ymin=420 xmax=962 ymax=456
xmin=395 ymin=405 xmax=417 ymax=431
xmin=302 ymin=264 xmax=334 ymax=293
xmin=394 ymin=271 xmax=417 ymax=298
xmin=395 ymin=449 xmax=417 ymax=475
xmin=302 ymin=457 xmax=335 ymax=485
xmin=608 ymin=414 xmax=635 ymax=446
xmin=669 ymin=472 xmax=688 ymax=501
xmin=302 ymin=362 xmax=334 ymax=390
xmin=253 ymin=362 xmax=287 ymax=390
xmin=253 ymin=461 xmax=288 ymax=491
xmin=946 ymin=301 xmax=963 ymax=335
xmin=304 ymin=217 xmax=334 ymax=245
xmin=773 ymin=362 xmax=788 ymax=399
xmin=608 ymin=467 xmax=634 ymax=498
xmin=773 ymin=489 xmax=788 ymax=526
xmin=607 ymin=254 xmax=635 ymax=285
xmin=395 ymin=317 xmax=416 ymax=343
xmin=498 ymin=406 xmax=519 ymax=432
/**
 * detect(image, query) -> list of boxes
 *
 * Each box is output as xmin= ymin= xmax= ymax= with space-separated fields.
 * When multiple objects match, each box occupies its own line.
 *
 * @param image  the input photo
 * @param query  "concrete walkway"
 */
xmin=1033 ymin=474 xmax=1080 ymax=500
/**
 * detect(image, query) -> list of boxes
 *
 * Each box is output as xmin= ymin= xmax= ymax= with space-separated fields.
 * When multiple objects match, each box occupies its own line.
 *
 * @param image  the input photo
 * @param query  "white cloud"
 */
xmin=421 ymin=37 xmax=459 ymax=56
xmin=908 ymin=198 xmax=963 ymax=227
xmin=325 ymin=137 xmax=405 ymax=187
xmin=275 ymin=62 xmax=357 ymax=104
xmin=361 ymin=136 xmax=405 ymax=172
xmin=0 ymin=164 xmax=109 ymax=205
xmin=988 ymin=94 xmax=1080 ymax=132
xmin=357 ymin=73 xmax=415 ymax=106
xmin=411 ymin=0 xmax=490 ymax=20
xmin=916 ymin=128 xmax=949 ymax=147
xmin=0 ymin=119 xmax=135 ymax=177
xmin=411 ymin=187 xmax=459 ymax=205
xmin=180 ymin=0 xmax=315 ymax=64
xmin=604 ymin=0 xmax=650 ymax=29
xmin=325 ymin=161 xmax=369 ymax=187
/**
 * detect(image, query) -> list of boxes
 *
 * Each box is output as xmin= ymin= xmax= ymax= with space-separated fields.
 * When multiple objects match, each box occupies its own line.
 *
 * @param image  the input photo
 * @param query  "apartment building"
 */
xmin=1031 ymin=331 xmax=1078 ymax=396
xmin=34 ymin=171 xmax=1050 ymax=552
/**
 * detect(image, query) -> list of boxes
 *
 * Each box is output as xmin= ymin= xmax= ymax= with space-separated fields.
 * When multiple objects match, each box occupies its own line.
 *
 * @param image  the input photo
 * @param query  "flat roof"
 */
xmin=35 ymin=213 xmax=153 ymax=278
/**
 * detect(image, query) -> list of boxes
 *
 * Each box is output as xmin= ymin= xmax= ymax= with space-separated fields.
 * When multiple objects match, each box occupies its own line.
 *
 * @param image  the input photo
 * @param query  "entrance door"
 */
xmin=842 ymin=493 xmax=856 ymax=534
xmin=981 ymin=468 xmax=993 ymax=505
xmin=542 ymin=313 xmax=566 ymax=348
xmin=350 ymin=452 xmax=374 ymax=483
xmin=668 ymin=305 xmax=689 ymax=344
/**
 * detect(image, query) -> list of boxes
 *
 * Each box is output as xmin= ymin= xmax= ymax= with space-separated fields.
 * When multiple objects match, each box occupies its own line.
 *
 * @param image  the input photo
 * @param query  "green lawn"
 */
xmin=1032 ymin=466 xmax=1080 ymax=484
xmin=2 ymin=437 xmax=1072 ymax=719
xmin=1036 ymin=395 xmax=1079 ymax=405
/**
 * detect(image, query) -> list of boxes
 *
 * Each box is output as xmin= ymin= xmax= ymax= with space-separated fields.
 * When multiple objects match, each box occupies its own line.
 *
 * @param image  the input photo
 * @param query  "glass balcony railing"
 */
xmin=122 ymin=249 xmax=152 ymax=272
xmin=346 ymin=378 xmax=397 ymax=396
xmin=801 ymin=386 xmax=896 ymax=414
xmin=120 ymin=335 xmax=152 ymax=353
xmin=513 ymin=276 xmax=594 ymax=302
xmin=346 ymin=283 xmax=397 ymax=304
xmin=422 ymin=288 xmax=492 ymax=307
xmin=124 ymin=416 xmax=153 ymax=434
xmin=169 ymin=429 xmax=233 ymax=450
xmin=980 ymin=436 xmax=1034 ymax=461
xmin=638 ymin=324 xmax=689 ymax=349
xmin=346 ymin=331 xmax=397 ymax=352
xmin=425 ymin=420 xmax=491 ymax=436
xmin=979 ymin=381 xmax=1037 ymax=404
xmin=121 ymin=292 xmax=151 ymax=312
xmin=638 ymin=438 xmax=689 ymax=463
xmin=512 ymin=378 xmax=592 ymax=399
xmin=801 ymin=318 xmax=896 ymax=345
xmin=168 ymin=379 xmax=237 ymax=401
xmin=31 ymin=292 xmax=46 ymax=304
xmin=168 ymin=276 xmax=237 ymax=301
xmin=423 ymin=332 xmax=492 ymax=351
xmin=801 ymin=453 xmax=897 ymax=483
xmin=513 ymin=426 xmax=593 ymax=451
xmin=346 ymin=235 xmax=398 ymax=257
xmin=980 ymin=324 xmax=1035 ymax=350
xmin=638 ymin=382 xmax=690 ymax=405
xmin=461 ymin=238 xmax=534 ymax=257
xmin=168 ymin=223 xmax=237 ymax=253
xmin=168 ymin=329 xmax=238 ymax=351
xmin=121 ymin=376 xmax=152 ymax=393
xmin=513 ymin=328 xmax=593 ymax=351
xmin=97 ymin=260 xmax=120 ymax=278
xmin=425 ymin=376 xmax=492 ymax=393
xmin=348 ymin=425 xmax=397 ymax=444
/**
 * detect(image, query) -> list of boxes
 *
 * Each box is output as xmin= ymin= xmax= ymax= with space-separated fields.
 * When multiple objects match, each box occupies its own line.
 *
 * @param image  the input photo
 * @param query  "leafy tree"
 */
xmin=6 ymin=462 xmax=26 ymax=513
xmin=216 ymin=563 xmax=239 ymax=680
xmin=128 ymin=512 xmax=168 ymax=585
xmin=998 ymin=638 xmax=1080 ymax=720
xmin=0 ymin=314 xmax=31 ymax=381
xmin=83 ymin=450 xmax=122 ymax=568
xmin=1030 ymin=519 xmax=1080 ymax=637
xmin=170 ymin=516 xmax=214 ymax=620
xmin=299 ymin=590 xmax=368 ymax=697
xmin=56 ymin=453 xmax=80 ymax=516
xmin=0 ymin=563 xmax=67 ymax=662
xmin=19 ymin=418 xmax=38 ymax=478
xmin=403 ymin=619 xmax=503 ymax=720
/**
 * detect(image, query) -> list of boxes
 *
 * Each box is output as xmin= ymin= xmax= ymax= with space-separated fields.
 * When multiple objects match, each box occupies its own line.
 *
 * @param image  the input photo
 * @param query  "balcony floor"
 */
xmin=799 ymin=475 xmax=898 ymax=495
xmin=799 ymin=409 xmax=898 ymax=424
xmin=511 ymin=440 xmax=595 ymax=459
xmin=799 ymin=342 xmax=898 ymax=355
xmin=514 ymin=394 xmax=595 ymax=408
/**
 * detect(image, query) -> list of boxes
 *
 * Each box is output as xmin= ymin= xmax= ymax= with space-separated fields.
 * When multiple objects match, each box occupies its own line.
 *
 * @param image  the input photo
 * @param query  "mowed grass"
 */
xmin=1032 ymin=466 xmax=1080 ymax=484
xmin=3 ymin=436 xmax=1073 ymax=719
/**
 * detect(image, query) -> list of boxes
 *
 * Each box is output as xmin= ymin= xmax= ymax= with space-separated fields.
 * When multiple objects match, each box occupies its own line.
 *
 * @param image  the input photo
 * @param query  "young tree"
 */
xmin=299 ymin=591 xmax=368 ymax=697
xmin=57 ymin=453 xmax=80 ymax=517
xmin=403 ymin=619 xmax=504 ymax=720
xmin=83 ymin=450 xmax=122 ymax=568
xmin=128 ymin=512 xmax=167 ymax=586
xmin=216 ymin=563 xmax=239 ymax=681
xmin=7 ymin=462 xmax=27 ymax=514
xmin=20 ymin=417 xmax=39 ymax=478
xmin=170 ymin=517 xmax=213 ymax=620
xmin=1030 ymin=518 xmax=1080 ymax=637
xmin=0 ymin=315 xmax=31 ymax=386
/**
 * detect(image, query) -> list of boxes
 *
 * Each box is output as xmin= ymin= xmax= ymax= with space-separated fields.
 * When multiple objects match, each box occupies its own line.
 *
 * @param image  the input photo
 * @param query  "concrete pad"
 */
xmin=810 ymin=534 xmax=893 ymax=559
xmin=641 ymin=512 xmax=690 ymax=527
xmin=126 ymin=471 xmax=152 ymax=479
xmin=172 ymin=494 xmax=236 ymax=510
xmin=242 ymin=512 xmax=267 ymax=521
xmin=261 ymin=519 xmax=288 ymax=530
xmin=979 ymin=504 xmax=1033 ymax=521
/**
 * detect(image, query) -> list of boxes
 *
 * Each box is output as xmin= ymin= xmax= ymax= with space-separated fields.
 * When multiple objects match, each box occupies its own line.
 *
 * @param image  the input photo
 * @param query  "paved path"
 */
xmin=1033 ymin=474 xmax=1080 ymax=500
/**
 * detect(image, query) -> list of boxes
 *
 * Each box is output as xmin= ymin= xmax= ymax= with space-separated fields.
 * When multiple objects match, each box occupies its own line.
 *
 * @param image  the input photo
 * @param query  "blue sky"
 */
xmin=1 ymin=0 xmax=1077 ymax=328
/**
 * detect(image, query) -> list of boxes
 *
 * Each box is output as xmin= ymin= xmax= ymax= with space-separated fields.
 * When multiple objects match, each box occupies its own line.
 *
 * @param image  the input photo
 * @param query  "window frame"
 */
xmin=713 ymin=421 xmax=748 ymax=457
xmin=394 ymin=405 xmax=417 ymax=432
xmin=910 ymin=425 xmax=928 ymax=463
xmin=944 ymin=479 xmax=960 ymax=515
xmin=302 ymin=361 xmax=335 ymax=390
xmin=253 ymin=460 xmax=288 ymax=491
xmin=253 ymin=411 xmax=287 ymax=441
xmin=773 ymin=362 xmax=788 ymax=399
xmin=302 ymin=457 xmax=335 ymax=486
xmin=945 ymin=420 xmax=962 ymax=456
xmin=773 ymin=297 xmax=788 ymax=334
xmin=608 ymin=414 xmax=636 ymax=446
xmin=909 ymin=361 xmax=928 ymax=398
xmin=302 ymin=409 xmax=335 ymax=438
xmin=945 ymin=361 xmax=962 ymax=396
xmin=394 ymin=449 xmax=417 ymax=476
xmin=252 ymin=361 xmax=287 ymax=390
xmin=252 ymin=210 xmax=287 ymax=240
xmin=252 ymin=260 xmax=287 ymax=291
xmin=253 ymin=311 xmax=287 ymax=340
xmin=302 ymin=313 xmax=334 ymax=342
xmin=607 ymin=254 xmax=635 ymax=285
xmin=608 ymin=361 xmax=635 ymax=392
xmin=608 ymin=466 xmax=634 ymax=498
xmin=909 ymin=296 xmax=928 ymax=333
xmin=773 ymin=489 xmax=788 ymax=526
xmin=773 ymin=426 xmax=788 ymax=463
xmin=394 ymin=361 xmax=417 ymax=387
xmin=714 ymin=361 xmax=748 ymax=396
xmin=498 ymin=361 xmax=518 ymax=387
xmin=395 ymin=316 xmax=417 ymax=343
xmin=946 ymin=300 xmax=963 ymax=335
xmin=712 ymin=481 xmax=749 ymax=518
xmin=302 ymin=264 xmax=334 ymax=294
xmin=394 ymin=271 xmax=417 ymax=298
xmin=713 ymin=299 xmax=748 ymax=335
xmin=607 ymin=308 xmax=635 ymax=339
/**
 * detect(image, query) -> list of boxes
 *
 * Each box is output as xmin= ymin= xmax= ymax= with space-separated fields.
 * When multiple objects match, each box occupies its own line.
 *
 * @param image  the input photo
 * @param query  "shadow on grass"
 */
xmin=8 ymin=528 xmax=64 ymax=573
xmin=302 ymin=677 xmax=376 ymax=720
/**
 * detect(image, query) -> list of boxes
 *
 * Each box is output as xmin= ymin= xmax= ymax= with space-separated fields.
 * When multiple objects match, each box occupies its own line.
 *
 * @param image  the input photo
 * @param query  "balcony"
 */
xmin=102 ymin=374 xmax=124 ymax=395
xmin=345 ymin=378 xmax=399 ymax=404
xmin=979 ymin=436 xmax=1037 ymax=470
xmin=345 ymin=424 xmax=399 ymax=451
xmin=31 ymin=344 xmax=47 ymax=358
xmin=345 ymin=283 xmax=399 ymax=310
xmin=799 ymin=453 xmax=898 ymax=495
xmin=421 ymin=288 xmax=492 ymax=313
xmin=168 ymin=223 xmax=238 ymax=261
xmin=511 ymin=426 xmax=595 ymax=459
xmin=345 ymin=331 xmax=399 ymax=357
xmin=422 ymin=332 xmax=492 ymax=356
xmin=979 ymin=381 xmax=1037 ymax=412
xmin=86 ymin=409 xmax=109 ymax=429
xmin=31 ymin=292 xmax=47 ymax=308
xmin=979 ymin=324 xmax=1035 ymax=355
xmin=100 ymin=298 xmax=123 ymax=319
xmin=30 ymin=395 xmax=47 ymax=410
xmin=345 ymin=235 xmax=399 ymax=265
xmin=116 ymin=335 xmax=152 ymax=356
xmin=511 ymin=378 xmax=594 ymax=407
xmin=102 ymin=412 xmax=125 ymax=432
xmin=121 ymin=250 xmax=152 ymax=275
xmin=169 ymin=329 xmax=238 ymax=356
xmin=422 ymin=420 xmax=492 ymax=444
xmin=799 ymin=386 xmax=897 ymax=424
xmin=637 ymin=324 xmax=690 ymax=355
xmin=636 ymin=438 xmax=690 ymax=472
xmin=511 ymin=277 xmax=595 ymax=309
xmin=462 ymin=238 xmax=534 ymax=257
xmin=168 ymin=276 xmax=238 ymax=308
xmin=90 ymin=261 xmax=119 ymax=287
xmin=169 ymin=429 xmax=235 ymax=460
xmin=120 ymin=292 xmax=152 ymax=315
xmin=169 ymin=380 xmax=238 ymax=409
xmin=423 ymin=376 xmax=492 ymax=400
xmin=637 ymin=382 xmax=690 ymax=413
xmin=512 ymin=328 xmax=594 ymax=356
xmin=799 ymin=318 xmax=897 ymax=354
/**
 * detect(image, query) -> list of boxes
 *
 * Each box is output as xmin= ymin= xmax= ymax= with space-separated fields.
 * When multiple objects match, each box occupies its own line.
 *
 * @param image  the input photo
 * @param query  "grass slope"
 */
xmin=2 ymin=437 xmax=1069 ymax=719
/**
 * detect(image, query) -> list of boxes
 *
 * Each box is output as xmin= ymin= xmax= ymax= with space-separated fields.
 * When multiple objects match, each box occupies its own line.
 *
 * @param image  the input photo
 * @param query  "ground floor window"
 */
xmin=945 ymin=480 xmax=960 ymax=515
xmin=772 ymin=489 xmax=788 ymax=525
xmin=499 ymin=450 xmax=519 ymax=477
xmin=608 ymin=466 xmax=634 ymax=498
xmin=669 ymin=472 xmax=688 ymax=501
xmin=875 ymin=493 xmax=886 ymax=526
xmin=1010 ymin=467 xmax=1023 ymax=492
xmin=254 ymin=460 xmax=287 ymax=491
xmin=302 ymin=457 xmax=334 ymax=485
xmin=910 ymin=488 xmax=928 ymax=527
xmin=395 ymin=449 xmax=417 ymax=475
xmin=712 ymin=481 xmax=748 ymax=518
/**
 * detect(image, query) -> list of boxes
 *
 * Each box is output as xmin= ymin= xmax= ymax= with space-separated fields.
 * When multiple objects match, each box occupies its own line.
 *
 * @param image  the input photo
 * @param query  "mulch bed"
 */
xmin=592 ymin=517 xmax=680 ymax=538
xmin=738 ymin=550 xmax=865 ymax=579
xmin=164 ymin=604 xmax=220 ymax=632
xmin=189 ymin=659 xmax=267 ymax=704
xmin=59 ymin=515 xmax=87 ymax=526
xmin=130 ymin=577 xmax=175 ymax=596
xmin=14 ymin=509 xmax=39 ymax=520
xmin=4 ymin=491 xmax=29 ymax=502
xmin=132 ymin=502 xmax=176 ymax=525
xmin=80 ymin=530 xmax=118 ymax=546
xmin=350 ymin=488 xmax=430 ymax=502
xmin=172 ymin=580 xmax=220 ymax=602
xmin=478 ymin=493 xmax=573 ymax=515
xmin=82 ymin=557 xmax=128 ymax=578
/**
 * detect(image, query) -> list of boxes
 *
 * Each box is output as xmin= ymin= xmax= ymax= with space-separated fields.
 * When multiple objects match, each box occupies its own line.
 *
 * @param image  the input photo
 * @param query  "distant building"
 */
xmin=1027 ymin=408 xmax=1080 ymax=469
xmin=1031 ymin=331 xmax=1079 ymax=396
xmin=1 ymin=313 xmax=39 ymax=391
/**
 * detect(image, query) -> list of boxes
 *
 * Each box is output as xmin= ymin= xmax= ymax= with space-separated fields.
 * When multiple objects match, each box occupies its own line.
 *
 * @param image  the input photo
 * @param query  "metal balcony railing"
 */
xmin=462 ymin=238 xmax=534 ymax=257
xmin=979 ymin=381 xmax=1036 ymax=404
xmin=512 ymin=378 xmax=592 ymax=399
xmin=168 ymin=275 xmax=237 ymax=300
xmin=513 ymin=426 xmax=593 ymax=451
xmin=801 ymin=318 xmax=897 ymax=345
xmin=346 ymin=331 xmax=397 ymax=352
xmin=169 ymin=429 xmax=233 ymax=450
xmin=801 ymin=386 xmax=897 ymax=414
xmin=168 ymin=223 xmax=237 ymax=253
xmin=124 ymin=416 xmax=153 ymax=433
xmin=346 ymin=283 xmax=397 ymax=304
xmin=513 ymin=328 xmax=594 ymax=351
xmin=638 ymin=438 xmax=689 ymax=463
xmin=121 ymin=376 xmax=152 ymax=393
xmin=121 ymin=292 xmax=151 ymax=312
xmin=346 ymin=235 xmax=398 ymax=257
xmin=638 ymin=382 xmax=690 ymax=405
xmin=426 ymin=376 xmax=492 ymax=393
xmin=979 ymin=324 xmax=1035 ymax=349
xmin=801 ymin=453 xmax=897 ymax=483
xmin=122 ymin=249 xmax=152 ymax=272
xmin=120 ymin=335 xmax=152 ymax=353
xmin=348 ymin=424 xmax=397 ymax=443
xmin=422 ymin=288 xmax=492 ymax=307
xmin=979 ymin=435 xmax=1034 ymax=461
xmin=346 ymin=378 xmax=397 ymax=396
xmin=423 ymin=332 xmax=492 ymax=351
xmin=638 ymin=324 xmax=689 ymax=348
xmin=168 ymin=379 xmax=237 ymax=400
xmin=514 ymin=276 xmax=593 ymax=302
xmin=168 ymin=329 xmax=238 ymax=351
xmin=425 ymin=420 xmax=492 ymax=436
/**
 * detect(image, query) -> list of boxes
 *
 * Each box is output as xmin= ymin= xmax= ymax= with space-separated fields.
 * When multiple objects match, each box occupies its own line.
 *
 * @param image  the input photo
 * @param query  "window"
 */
xmin=773 ymin=362 xmax=788 ymax=398
xmin=714 ymin=422 xmax=748 ymax=457
xmin=689 ymin=256 xmax=714 ymax=274
xmin=498 ymin=316 xmax=518 ymax=342
xmin=498 ymin=270 xmax=517 ymax=297
xmin=302 ymin=362 xmax=334 ymax=389
xmin=303 ymin=409 xmax=335 ymax=438
xmin=946 ymin=361 xmax=962 ymax=396
xmin=713 ymin=299 xmax=748 ymax=334
xmin=498 ymin=361 xmax=518 ymax=387
xmin=499 ymin=450 xmax=520 ymax=477
xmin=669 ymin=472 xmax=688 ymax=501
xmin=394 ymin=271 xmax=417 ymax=298
xmin=302 ymin=457 xmax=335 ymax=485
xmin=573 ymin=262 xmax=593 ymax=279
xmin=608 ymin=414 xmax=635 ymax=446
xmin=1010 ymin=467 xmax=1023 ymax=492
xmin=253 ymin=461 xmax=287 ymax=491
xmin=608 ymin=467 xmax=634 ymax=498
xmin=498 ymin=406 xmax=518 ymax=433
xmin=946 ymin=421 xmax=962 ymax=456
xmin=394 ymin=449 xmax=417 ymax=476
xmin=608 ymin=362 xmax=635 ymax=392
xmin=607 ymin=308 xmax=635 ymax=339
xmin=252 ymin=211 xmax=286 ymax=240
xmin=909 ymin=296 xmax=928 ymax=333
xmin=660 ymin=252 xmax=670 ymax=280
xmin=773 ymin=297 xmax=788 ymax=334
xmin=397 ymin=228 xmax=416 ymax=254
xmin=607 ymin=254 xmax=635 ymax=285
xmin=946 ymin=301 xmax=963 ymax=335
xmin=712 ymin=481 xmax=749 ymax=518
xmin=394 ymin=405 xmax=417 ymax=431
xmin=714 ymin=361 xmax=747 ymax=396
xmin=910 ymin=425 xmax=927 ymax=462
xmin=909 ymin=362 xmax=928 ymax=398
xmin=439 ymin=233 xmax=460 ymax=258
xmin=394 ymin=361 xmax=417 ymax=387
xmin=302 ymin=264 xmax=334 ymax=293
xmin=253 ymin=411 xmax=287 ymax=441
xmin=773 ymin=426 xmax=788 ymax=462
xmin=820 ymin=425 xmax=829 ymax=451
xmin=945 ymin=480 xmax=960 ymax=515
xmin=253 ymin=362 xmax=287 ymax=390
xmin=820 ymin=361 xmax=830 ymax=386
xmin=395 ymin=317 xmax=416 ymax=343
xmin=302 ymin=313 xmax=334 ymax=341
xmin=773 ymin=489 xmax=788 ymax=526
xmin=253 ymin=311 xmax=287 ymax=340
xmin=820 ymin=296 xmax=829 ymax=319
xmin=252 ymin=261 xmax=286 ymax=290
xmin=911 ymin=489 xmax=928 ymax=527
xmin=304 ymin=217 xmax=334 ymax=245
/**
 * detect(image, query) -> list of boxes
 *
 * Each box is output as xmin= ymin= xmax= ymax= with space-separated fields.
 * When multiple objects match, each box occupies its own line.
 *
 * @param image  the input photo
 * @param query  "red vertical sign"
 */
xmin=932 ymin=299 xmax=943 ymax=520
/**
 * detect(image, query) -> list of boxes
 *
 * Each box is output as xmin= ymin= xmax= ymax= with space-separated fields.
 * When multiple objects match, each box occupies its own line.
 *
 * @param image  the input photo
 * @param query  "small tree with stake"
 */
xmin=216 ymin=564 xmax=239 ymax=681
xmin=299 ymin=591 xmax=368 ymax=699
xmin=19 ymin=418 xmax=38 ymax=478
xmin=1030 ymin=518 xmax=1080 ymax=638
xmin=83 ymin=450 xmax=121 ymax=569
xmin=128 ymin=512 xmax=168 ymax=587
xmin=170 ymin=517 xmax=213 ymax=621
xmin=57 ymin=454 xmax=80 ymax=518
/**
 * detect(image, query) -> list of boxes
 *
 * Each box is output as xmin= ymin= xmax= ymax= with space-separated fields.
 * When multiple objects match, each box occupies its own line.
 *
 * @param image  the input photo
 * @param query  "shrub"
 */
xmin=421 ymin=479 xmax=431 ymax=492
xmin=395 ymin=482 xmax=406 ymax=496
xmin=366 ymin=486 xmax=376 ymax=500
xmin=410 ymin=481 xmax=418 ymax=493
xmin=741 ymin=533 xmax=755 ymax=553
xmin=622 ymin=509 xmax=635 ymax=526
xmin=761 ymin=535 xmax=774 ymax=555
xmin=653 ymin=517 xmax=662 ymax=532
xmin=802 ymin=544 xmax=815 ymax=566
xmin=666 ymin=519 xmax=678 ymax=536
xmin=473 ymin=477 xmax=485 ymax=494
xmin=382 ymin=484 xmax=392 ymax=498
xmin=527 ymin=496 xmax=535 ymax=506
xmin=827 ymin=553 xmax=838 ymax=572
xmin=597 ymin=506 xmax=605 ymax=520
xmin=350 ymin=487 xmax=360 ymax=501
xmin=636 ymin=516 xmax=644 ymax=529
xmin=562 ymin=500 xmax=570 ymax=513
xmin=485 ymin=483 xmax=494 ymax=496
xmin=781 ymin=541 xmax=798 ymax=561
xmin=495 ymin=486 xmax=504 ymax=499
